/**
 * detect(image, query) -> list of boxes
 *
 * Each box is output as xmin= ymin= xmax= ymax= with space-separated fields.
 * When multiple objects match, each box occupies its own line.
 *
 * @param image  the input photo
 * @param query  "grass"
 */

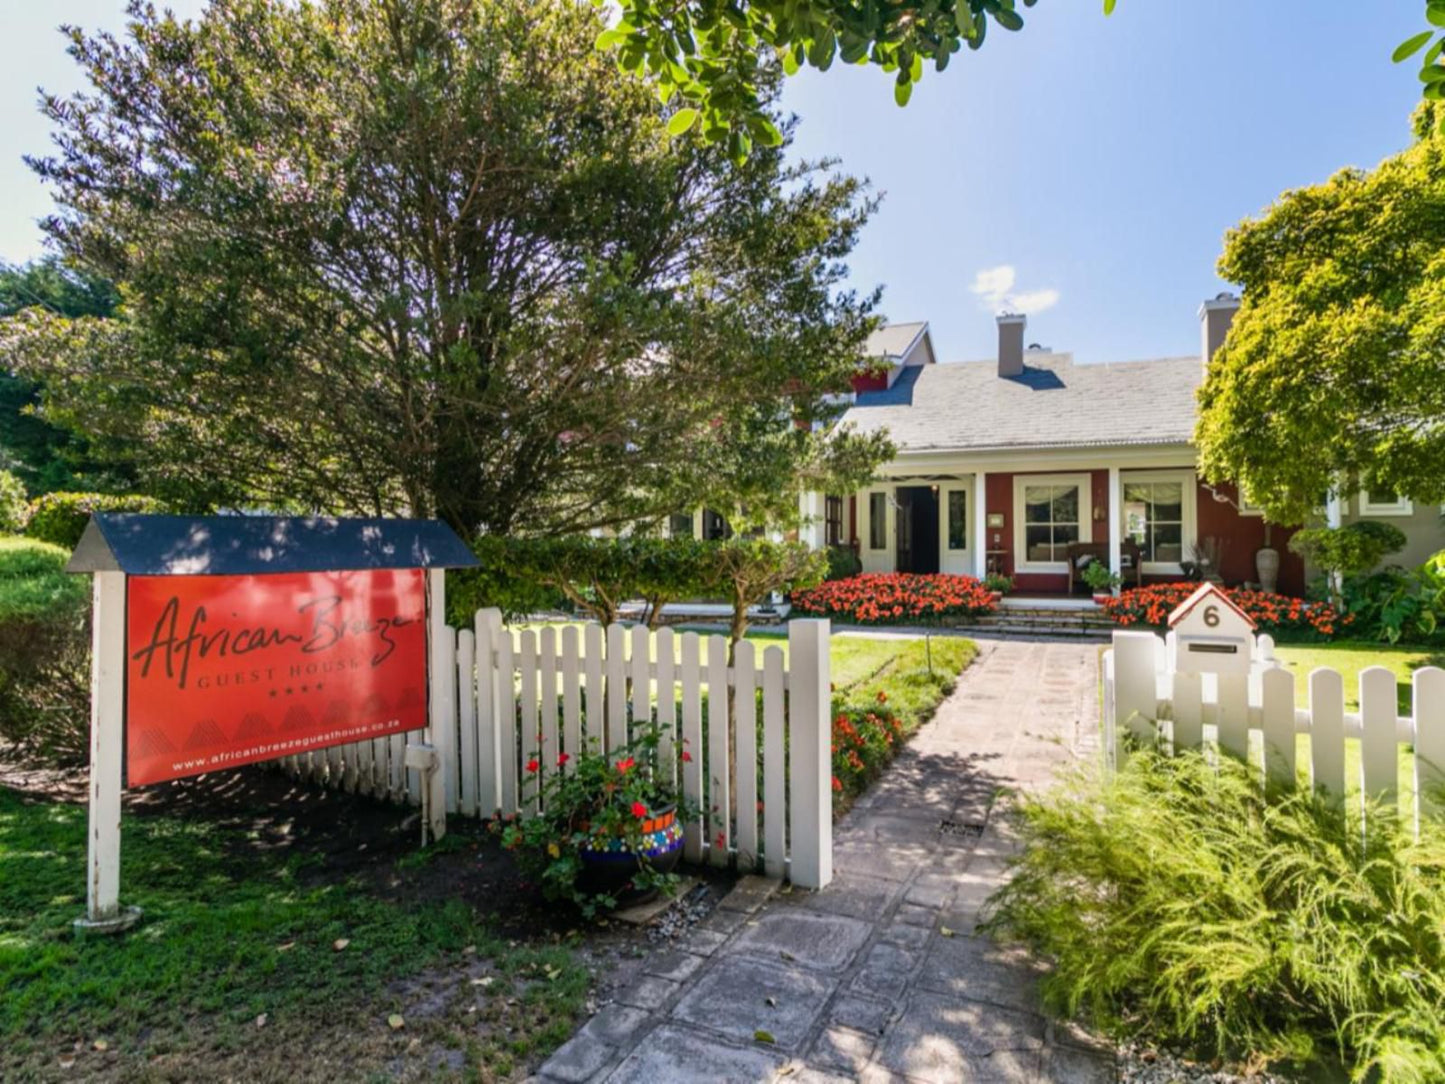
xmin=0 ymin=787 xmax=589 ymax=1082
xmin=1272 ymin=640 xmax=1445 ymax=712
xmin=987 ymin=749 xmax=1445 ymax=1083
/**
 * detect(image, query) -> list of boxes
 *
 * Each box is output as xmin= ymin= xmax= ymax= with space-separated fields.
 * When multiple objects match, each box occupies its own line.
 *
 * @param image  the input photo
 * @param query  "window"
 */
xmin=701 ymin=509 xmax=732 ymax=540
xmin=868 ymin=493 xmax=887 ymax=550
xmin=1022 ymin=484 xmax=1081 ymax=564
xmin=947 ymin=490 xmax=967 ymax=550
xmin=1124 ymin=481 xmax=1185 ymax=565
xmin=825 ymin=496 xmax=844 ymax=546
xmin=668 ymin=512 xmax=694 ymax=538
xmin=1358 ymin=490 xmax=1413 ymax=516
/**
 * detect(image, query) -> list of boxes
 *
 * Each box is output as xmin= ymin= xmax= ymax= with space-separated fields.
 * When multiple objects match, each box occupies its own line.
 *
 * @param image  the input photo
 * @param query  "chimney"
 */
xmin=1199 ymin=292 xmax=1240 ymax=370
xmin=997 ymin=312 xmax=1026 ymax=378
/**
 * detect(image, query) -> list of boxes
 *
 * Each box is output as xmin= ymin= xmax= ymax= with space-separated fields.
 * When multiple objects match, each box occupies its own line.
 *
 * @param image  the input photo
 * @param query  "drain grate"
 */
xmin=938 ymin=819 xmax=985 ymax=841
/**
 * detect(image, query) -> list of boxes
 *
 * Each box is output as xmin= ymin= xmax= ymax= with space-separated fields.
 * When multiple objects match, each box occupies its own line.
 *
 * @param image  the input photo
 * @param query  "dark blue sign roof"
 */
xmin=66 ymin=514 xmax=479 ymax=576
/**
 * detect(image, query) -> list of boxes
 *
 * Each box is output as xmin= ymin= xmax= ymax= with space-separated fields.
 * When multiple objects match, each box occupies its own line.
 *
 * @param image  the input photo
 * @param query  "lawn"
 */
xmin=1272 ymin=640 xmax=1445 ymax=712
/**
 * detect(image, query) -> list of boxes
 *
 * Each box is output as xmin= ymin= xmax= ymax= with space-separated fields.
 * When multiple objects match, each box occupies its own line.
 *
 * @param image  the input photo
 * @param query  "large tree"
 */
xmin=1196 ymin=104 xmax=1445 ymax=525
xmin=3 ymin=0 xmax=884 ymax=537
xmin=0 ymin=257 xmax=126 ymax=494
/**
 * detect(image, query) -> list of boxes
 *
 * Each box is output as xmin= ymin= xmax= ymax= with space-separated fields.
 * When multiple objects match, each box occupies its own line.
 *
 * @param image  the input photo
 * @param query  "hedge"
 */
xmin=25 ymin=491 xmax=168 ymax=549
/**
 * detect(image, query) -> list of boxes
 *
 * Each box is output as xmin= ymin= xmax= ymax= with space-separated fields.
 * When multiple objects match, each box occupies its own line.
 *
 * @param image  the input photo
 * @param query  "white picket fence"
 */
xmin=1104 ymin=629 xmax=1445 ymax=838
xmin=287 ymin=611 xmax=834 ymax=888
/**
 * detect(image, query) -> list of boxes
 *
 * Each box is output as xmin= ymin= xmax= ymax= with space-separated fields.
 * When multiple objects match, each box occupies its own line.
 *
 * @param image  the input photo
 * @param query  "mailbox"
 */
xmin=1167 ymin=582 xmax=1256 ymax=675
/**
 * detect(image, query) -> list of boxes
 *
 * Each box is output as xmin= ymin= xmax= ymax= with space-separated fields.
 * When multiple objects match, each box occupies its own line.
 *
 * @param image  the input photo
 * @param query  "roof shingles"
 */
xmin=841 ymin=352 xmax=1202 ymax=453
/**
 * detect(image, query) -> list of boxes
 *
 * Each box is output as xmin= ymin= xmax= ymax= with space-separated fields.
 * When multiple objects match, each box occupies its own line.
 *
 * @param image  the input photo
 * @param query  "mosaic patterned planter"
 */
xmin=578 ymin=803 xmax=684 ymax=904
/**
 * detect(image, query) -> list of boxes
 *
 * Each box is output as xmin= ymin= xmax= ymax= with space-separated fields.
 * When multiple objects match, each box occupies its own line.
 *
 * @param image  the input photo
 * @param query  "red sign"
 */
xmin=125 ymin=569 xmax=427 ymax=786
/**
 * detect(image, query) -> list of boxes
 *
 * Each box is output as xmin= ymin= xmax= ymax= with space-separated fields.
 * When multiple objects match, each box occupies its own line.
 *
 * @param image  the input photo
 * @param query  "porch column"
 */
xmin=800 ymin=491 xmax=826 ymax=550
xmin=1107 ymin=466 xmax=1123 ymax=593
xmin=973 ymin=471 xmax=988 ymax=578
xmin=1326 ymin=485 xmax=1345 ymax=597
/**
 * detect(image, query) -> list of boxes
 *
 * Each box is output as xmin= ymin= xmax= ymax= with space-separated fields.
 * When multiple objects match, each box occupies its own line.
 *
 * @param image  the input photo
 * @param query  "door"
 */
xmin=895 ymin=486 xmax=940 ymax=574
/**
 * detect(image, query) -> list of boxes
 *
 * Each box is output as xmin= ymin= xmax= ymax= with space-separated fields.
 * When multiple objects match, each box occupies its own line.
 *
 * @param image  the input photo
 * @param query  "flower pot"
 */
xmin=988 ymin=591 xmax=1003 ymax=604
xmin=578 ymin=803 xmax=684 ymax=905
xmin=1255 ymin=546 xmax=1280 ymax=594
xmin=1092 ymin=593 xmax=1112 ymax=606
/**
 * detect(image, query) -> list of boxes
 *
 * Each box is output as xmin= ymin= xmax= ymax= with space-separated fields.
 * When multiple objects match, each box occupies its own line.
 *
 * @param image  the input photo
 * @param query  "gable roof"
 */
xmin=67 ymin=514 xmax=479 ymax=576
xmin=841 ymin=351 xmax=1202 ymax=453
xmin=1168 ymin=582 xmax=1257 ymax=630
xmin=864 ymin=322 xmax=929 ymax=360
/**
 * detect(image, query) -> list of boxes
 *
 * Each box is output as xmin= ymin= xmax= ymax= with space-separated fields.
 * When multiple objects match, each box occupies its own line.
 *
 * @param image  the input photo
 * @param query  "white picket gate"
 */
xmin=290 ymin=611 xmax=834 ymax=888
xmin=1104 ymin=629 xmax=1445 ymax=839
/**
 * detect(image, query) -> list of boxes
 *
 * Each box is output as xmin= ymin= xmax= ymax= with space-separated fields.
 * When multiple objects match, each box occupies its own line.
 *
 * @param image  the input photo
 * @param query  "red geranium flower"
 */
xmin=525 ymin=758 xmax=540 ymax=774
xmin=630 ymin=801 xmax=648 ymax=818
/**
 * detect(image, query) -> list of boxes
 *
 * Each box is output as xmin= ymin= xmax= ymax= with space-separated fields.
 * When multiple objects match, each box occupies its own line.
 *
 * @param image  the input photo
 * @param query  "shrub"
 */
xmin=0 ymin=471 xmax=26 ymax=535
xmin=824 ymin=543 xmax=862 ymax=581
xmin=792 ymin=572 xmax=996 ymax=625
xmin=983 ymin=572 xmax=1014 ymax=595
xmin=1289 ymin=521 xmax=1408 ymax=580
xmin=1339 ymin=551 xmax=1445 ymax=645
xmin=1102 ymin=582 xmax=1349 ymax=641
xmin=830 ymin=697 xmax=906 ymax=800
xmin=0 ymin=537 xmax=91 ymax=762
xmin=24 ymin=491 xmax=167 ymax=549
xmin=448 ymin=535 xmax=565 ymax=625
xmin=986 ymin=750 xmax=1445 ymax=1082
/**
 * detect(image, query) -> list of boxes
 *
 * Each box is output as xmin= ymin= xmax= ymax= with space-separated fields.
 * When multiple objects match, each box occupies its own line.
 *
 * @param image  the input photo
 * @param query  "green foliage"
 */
xmin=0 ymin=536 xmax=90 ymax=762
xmin=496 ymin=730 xmax=688 ymax=917
xmin=0 ymin=472 xmax=26 ymax=535
xmin=1289 ymin=521 xmax=1409 ymax=579
xmin=24 ymin=491 xmax=167 ymax=549
xmin=1393 ymin=8 xmax=1445 ymax=134
xmin=983 ymin=571 xmax=1014 ymax=595
xmin=824 ymin=543 xmax=862 ymax=581
xmin=1198 ymin=110 xmax=1445 ymax=523
xmin=1080 ymin=559 xmax=1121 ymax=593
xmin=986 ymin=750 xmax=1445 ymax=1082
xmin=598 ymin=0 xmax=1118 ymax=155
xmin=702 ymin=538 xmax=827 ymax=644
xmin=8 ymin=0 xmax=879 ymax=536
xmin=1340 ymin=549 xmax=1445 ymax=644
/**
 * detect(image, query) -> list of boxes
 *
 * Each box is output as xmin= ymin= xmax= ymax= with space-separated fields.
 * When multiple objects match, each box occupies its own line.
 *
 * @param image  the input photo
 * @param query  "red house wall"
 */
xmin=1193 ymin=480 xmax=1304 ymax=596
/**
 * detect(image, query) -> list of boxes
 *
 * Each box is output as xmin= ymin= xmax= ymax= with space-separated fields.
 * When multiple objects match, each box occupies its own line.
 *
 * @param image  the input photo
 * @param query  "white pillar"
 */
xmin=84 ymin=570 xmax=127 ymax=924
xmin=1325 ymin=488 xmax=1345 ymax=597
xmin=1107 ymin=466 xmax=1123 ymax=593
xmin=787 ymin=618 xmax=832 ymax=889
xmin=973 ymin=471 xmax=988 ymax=578
xmin=799 ymin=491 xmax=826 ymax=550
xmin=425 ymin=568 xmax=451 ymax=840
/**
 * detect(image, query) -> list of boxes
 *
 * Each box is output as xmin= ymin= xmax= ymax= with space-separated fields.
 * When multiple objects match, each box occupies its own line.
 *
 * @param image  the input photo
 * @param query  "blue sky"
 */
xmin=0 ymin=2 xmax=1425 ymax=364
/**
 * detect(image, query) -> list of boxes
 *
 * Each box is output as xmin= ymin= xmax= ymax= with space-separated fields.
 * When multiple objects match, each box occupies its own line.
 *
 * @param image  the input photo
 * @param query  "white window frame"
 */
xmin=1120 ymin=469 xmax=1197 ymax=576
xmin=1358 ymin=490 xmax=1413 ymax=517
xmin=944 ymin=487 xmax=968 ymax=552
xmin=1013 ymin=473 xmax=1092 ymax=573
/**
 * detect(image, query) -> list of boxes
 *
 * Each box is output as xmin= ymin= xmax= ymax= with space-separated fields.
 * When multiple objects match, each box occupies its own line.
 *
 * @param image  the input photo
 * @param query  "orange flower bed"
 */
xmin=1102 ymin=582 xmax=1351 ymax=641
xmin=792 ymin=572 xmax=997 ymax=625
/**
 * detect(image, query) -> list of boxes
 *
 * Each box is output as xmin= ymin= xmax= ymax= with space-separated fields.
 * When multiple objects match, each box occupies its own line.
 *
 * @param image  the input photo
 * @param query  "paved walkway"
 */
xmin=539 ymin=638 xmax=1112 ymax=1084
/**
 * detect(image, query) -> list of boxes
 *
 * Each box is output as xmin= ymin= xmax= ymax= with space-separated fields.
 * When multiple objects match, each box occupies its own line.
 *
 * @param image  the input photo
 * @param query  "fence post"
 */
xmin=1414 ymin=667 xmax=1445 ymax=834
xmin=476 ymin=608 xmax=502 ymax=816
xmin=788 ymin=618 xmax=832 ymax=890
xmin=1112 ymin=631 xmax=1159 ymax=761
xmin=426 ymin=569 xmax=455 ymax=826
xmin=81 ymin=570 xmax=129 ymax=928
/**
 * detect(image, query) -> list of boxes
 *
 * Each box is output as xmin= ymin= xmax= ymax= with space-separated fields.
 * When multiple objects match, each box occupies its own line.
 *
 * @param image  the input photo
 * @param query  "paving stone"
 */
xmin=873 ymin=991 xmax=1046 ymax=1084
xmin=832 ymin=837 xmax=931 ymax=881
xmin=604 ymin=1023 xmax=786 ymax=1084
xmin=670 ymin=955 xmax=834 ymax=1051
xmin=878 ymin=921 xmax=931 ymax=951
xmin=718 ymin=874 xmax=781 ymax=914
xmin=616 ymin=975 xmax=680 ymax=1010
xmin=903 ymin=874 xmax=956 ymax=910
xmin=828 ymin=994 xmax=896 ymax=1035
xmin=916 ymin=934 xmax=1047 ymax=1012
xmin=730 ymin=909 xmax=872 ymax=973
xmin=892 ymin=902 xmax=939 ymax=928
xmin=789 ymin=1069 xmax=857 ymax=1084
xmin=581 ymin=1005 xmax=653 ymax=1047
xmin=1040 ymin=1042 xmax=1116 ymax=1083
xmin=540 ymin=1033 xmax=616 ymax=1083
xmin=644 ymin=949 xmax=706 ymax=983
xmin=683 ymin=929 xmax=728 ymax=957
xmin=698 ymin=907 xmax=749 ymax=936
xmin=848 ymin=961 xmax=909 ymax=1002
xmin=809 ymin=1026 xmax=876 ymax=1074
xmin=799 ymin=871 xmax=902 ymax=921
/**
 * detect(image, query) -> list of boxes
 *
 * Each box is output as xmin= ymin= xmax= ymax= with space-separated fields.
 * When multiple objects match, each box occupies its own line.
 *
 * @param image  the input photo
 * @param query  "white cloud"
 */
xmin=969 ymin=264 xmax=1060 ymax=315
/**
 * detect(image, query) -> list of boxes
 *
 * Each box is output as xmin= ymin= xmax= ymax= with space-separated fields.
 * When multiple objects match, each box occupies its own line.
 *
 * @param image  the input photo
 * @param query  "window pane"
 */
xmin=869 ymin=494 xmax=886 ymax=550
xmin=1123 ymin=483 xmax=1151 ymax=503
xmin=947 ymin=491 xmax=967 ymax=550
xmin=669 ymin=512 xmax=693 ymax=538
xmin=1152 ymin=482 xmax=1183 ymax=522
xmin=1368 ymin=490 xmax=1398 ymax=506
xmin=1054 ymin=523 xmax=1079 ymax=548
xmin=1124 ymin=501 xmax=1148 ymax=544
xmin=1050 ymin=486 xmax=1079 ymax=524
xmin=1153 ymin=523 xmax=1183 ymax=564
xmin=1024 ymin=487 xmax=1053 ymax=524
xmin=1025 ymin=525 xmax=1053 ymax=563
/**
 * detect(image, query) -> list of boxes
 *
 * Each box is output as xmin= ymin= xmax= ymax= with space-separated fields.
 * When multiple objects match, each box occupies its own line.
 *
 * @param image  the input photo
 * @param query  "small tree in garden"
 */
xmin=702 ymin=538 xmax=827 ymax=649
xmin=1289 ymin=521 xmax=1408 ymax=607
xmin=628 ymin=537 xmax=710 ymax=629
xmin=0 ymin=471 xmax=26 ymax=535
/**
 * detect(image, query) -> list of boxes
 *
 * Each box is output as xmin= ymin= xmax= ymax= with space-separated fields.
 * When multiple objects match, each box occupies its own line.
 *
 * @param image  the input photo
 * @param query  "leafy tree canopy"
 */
xmin=1196 ymin=104 xmax=1445 ymax=525
xmin=2 ymin=0 xmax=886 ymax=537
xmin=0 ymin=258 xmax=127 ymax=495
